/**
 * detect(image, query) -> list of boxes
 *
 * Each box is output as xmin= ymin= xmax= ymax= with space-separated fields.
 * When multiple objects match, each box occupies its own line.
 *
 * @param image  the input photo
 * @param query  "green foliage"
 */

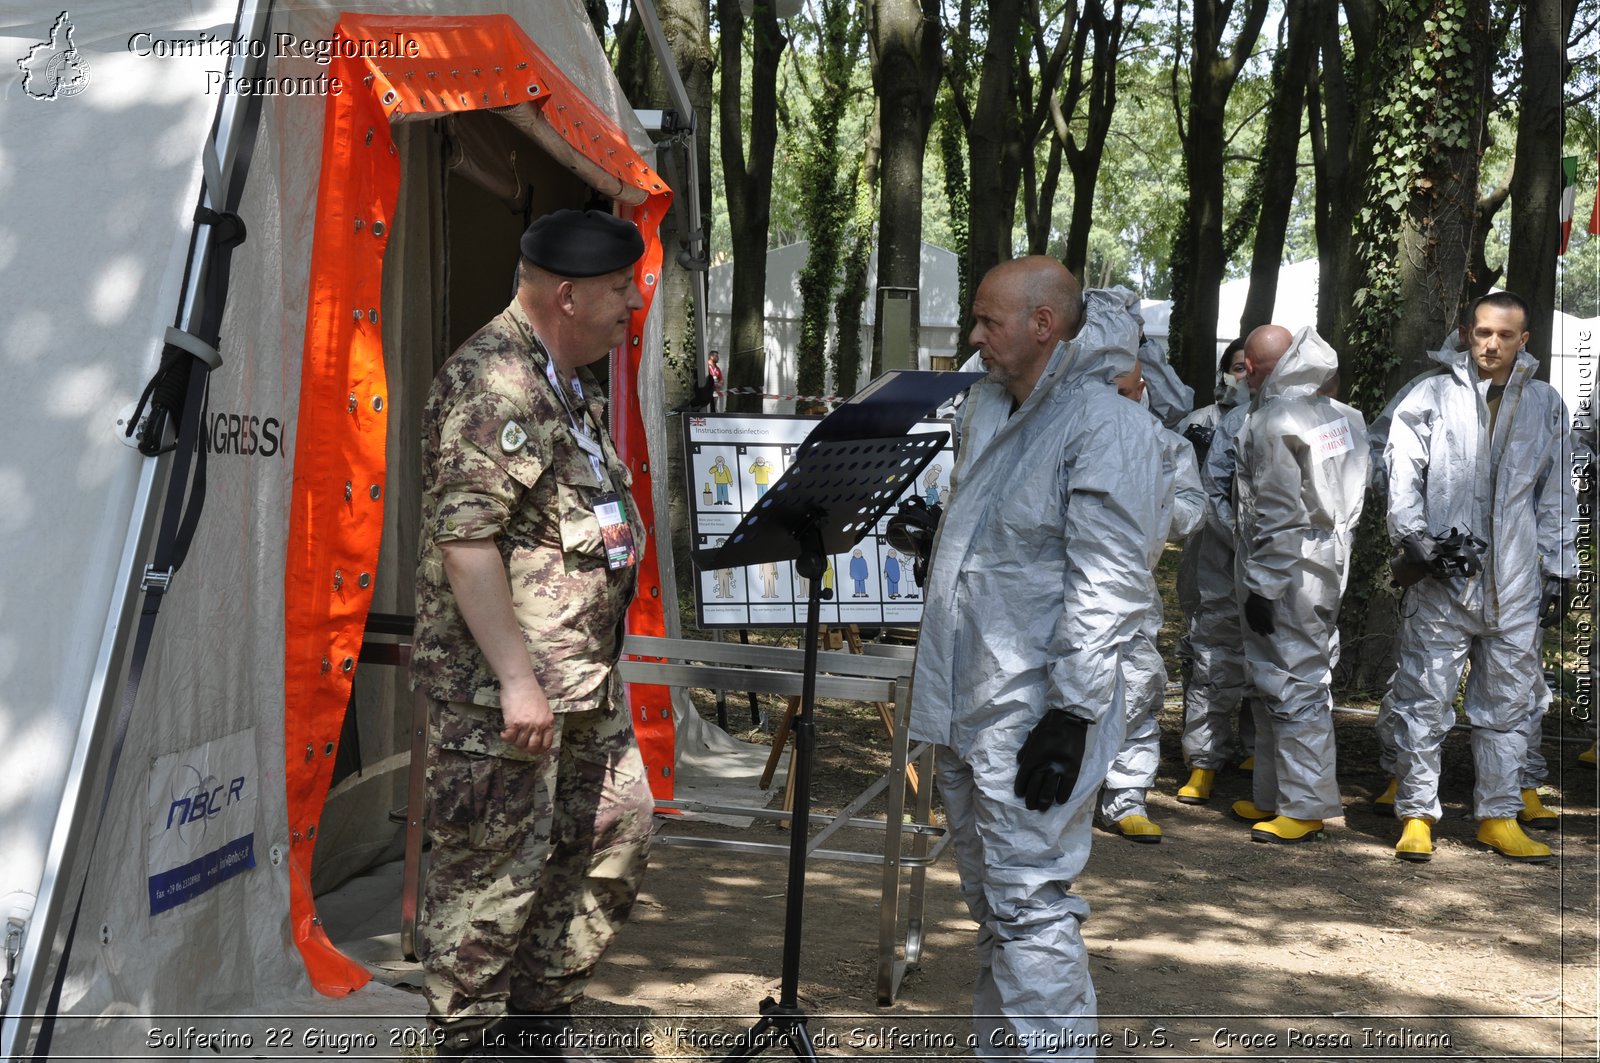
xmin=1560 ymin=228 xmax=1600 ymax=319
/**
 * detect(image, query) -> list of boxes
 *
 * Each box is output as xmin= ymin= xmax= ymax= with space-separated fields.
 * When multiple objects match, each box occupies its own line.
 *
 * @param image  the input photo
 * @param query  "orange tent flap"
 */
xmin=284 ymin=13 xmax=671 ymax=996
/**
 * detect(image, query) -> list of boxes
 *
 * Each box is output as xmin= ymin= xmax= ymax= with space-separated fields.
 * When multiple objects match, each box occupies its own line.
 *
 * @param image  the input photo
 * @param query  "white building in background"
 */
xmin=706 ymin=240 xmax=962 ymax=412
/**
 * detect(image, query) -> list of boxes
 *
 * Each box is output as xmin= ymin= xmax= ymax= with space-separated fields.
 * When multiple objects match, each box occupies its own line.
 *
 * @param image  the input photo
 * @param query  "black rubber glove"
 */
xmin=1181 ymin=421 xmax=1214 ymax=459
xmin=1399 ymin=533 xmax=1434 ymax=568
xmin=1540 ymin=580 xmax=1572 ymax=629
xmin=1389 ymin=533 xmax=1434 ymax=589
xmin=1013 ymin=708 xmax=1089 ymax=812
xmin=1244 ymin=592 xmax=1276 ymax=635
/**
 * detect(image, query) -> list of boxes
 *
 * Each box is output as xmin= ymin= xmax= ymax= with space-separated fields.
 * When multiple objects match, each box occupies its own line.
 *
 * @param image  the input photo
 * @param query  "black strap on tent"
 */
xmin=27 ymin=15 xmax=271 ymax=1059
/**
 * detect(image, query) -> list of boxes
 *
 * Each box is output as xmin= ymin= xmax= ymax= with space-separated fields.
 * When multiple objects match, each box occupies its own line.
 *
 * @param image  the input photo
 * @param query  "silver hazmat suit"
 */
xmin=1100 ymin=425 xmax=1205 ymax=824
xmin=1376 ymin=342 xmax=1577 ymax=821
xmin=1234 ymin=328 xmax=1368 ymax=821
xmin=1178 ymin=382 xmax=1254 ymax=769
xmin=911 ymin=288 xmax=1165 ymax=1059
xmin=1138 ymin=337 xmax=1197 ymax=430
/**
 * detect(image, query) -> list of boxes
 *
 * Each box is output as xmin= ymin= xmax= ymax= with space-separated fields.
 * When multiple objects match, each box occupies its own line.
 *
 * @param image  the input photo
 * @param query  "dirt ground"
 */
xmin=576 ymin=681 xmax=1600 ymax=1062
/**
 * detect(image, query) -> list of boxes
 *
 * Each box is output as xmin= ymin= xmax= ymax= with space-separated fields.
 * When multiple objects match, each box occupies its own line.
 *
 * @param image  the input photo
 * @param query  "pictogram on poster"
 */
xmin=683 ymin=413 xmax=954 ymax=629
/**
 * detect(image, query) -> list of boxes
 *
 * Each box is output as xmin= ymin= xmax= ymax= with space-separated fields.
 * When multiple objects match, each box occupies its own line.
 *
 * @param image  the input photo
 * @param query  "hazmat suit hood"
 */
xmin=1056 ymin=287 xmax=1140 ymax=390
xmin=1429 ymin=328 xmax=1541 ymax=391
xmin=1255 ymin=326 xmax=1339 ymax=407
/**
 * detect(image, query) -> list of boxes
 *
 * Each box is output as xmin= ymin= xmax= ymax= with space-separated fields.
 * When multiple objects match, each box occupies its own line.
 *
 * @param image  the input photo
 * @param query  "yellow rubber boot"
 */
xmin=1114 ymin=814 xmax=1163 ymax=844
xmin=1517 ymin=789 xmax=1558 ymax=830
xmin=1372 ymin=777 xmax=1397 ymax=817
xmin=1230 ymin=799 xmax=1274 ymax=822
xmin=1237 ymin=755 xmax=1255 ymax=772
xmin=1251 ymin=816 xmax=1324 ymax=843
xmin=1395 ymin=817 xmax=1434 ymax=862
xmin=1476 ymin=817 xmax=1552 ymax=863
xmin=1176 ymin=768 xmax=1215 ymax=805
xmin=1580 ymin=740 xmax=1597 ymax=768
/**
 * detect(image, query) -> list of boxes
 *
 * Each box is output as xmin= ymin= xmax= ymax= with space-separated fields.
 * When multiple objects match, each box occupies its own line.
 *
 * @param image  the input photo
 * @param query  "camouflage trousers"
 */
xmin=419 ymin=691 xmax=653 ymax=1032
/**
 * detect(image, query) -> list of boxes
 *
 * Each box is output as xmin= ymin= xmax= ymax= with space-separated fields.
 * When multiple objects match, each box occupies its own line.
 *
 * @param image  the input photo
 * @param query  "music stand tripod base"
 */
xmin=695 ymin=432 xmax=949 ymax=1063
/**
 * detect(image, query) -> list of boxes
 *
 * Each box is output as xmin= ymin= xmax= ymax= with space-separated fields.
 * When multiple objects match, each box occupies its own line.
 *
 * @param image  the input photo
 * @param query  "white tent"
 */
xmin=706 ymin=240 xmax=962 ymax=410
xmin=0 ymin=3 xmax=682 ymax=1057
xmin=1138 ymin=259 xmax=1323 ymax=356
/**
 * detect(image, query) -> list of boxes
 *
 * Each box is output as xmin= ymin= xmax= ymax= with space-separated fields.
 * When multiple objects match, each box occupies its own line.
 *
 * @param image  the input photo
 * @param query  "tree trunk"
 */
xmin=935 ymin=90 xmax=973 ymax=353
xmin=1504 ymin=0 xmax=1576 ymax=372
xmin=834 ymin=119 xmax=883 ymax=398
xmin=1028 ymin=136 xmax=1065 ymax=256
xmin=718 ymin=0 xmax=784 ymax=412
xmin=1384 ymin=1 xmax=1492 ymax=399
xmin=1173 ymin=0 xmax=1272 ymax=396
xmin=794 ymin=0 xmax=863 ymax=402
xmin=966 ymin=0 xmax=1023 ymax=283
xmin=869 ymin=0 xmax=942 ymax=378
xmin=1308 ymin=0 xmax=1378 ymax=358
xmin=1059 ymin=0 xmax=1126 ymax=284
xmin=1240 ymin=0 xmax=1316 ymax=336
xmin=1337 ymin=0 xmax=1493 ymax=693
xmin=614 ymin=0 xmax=716 ymax=405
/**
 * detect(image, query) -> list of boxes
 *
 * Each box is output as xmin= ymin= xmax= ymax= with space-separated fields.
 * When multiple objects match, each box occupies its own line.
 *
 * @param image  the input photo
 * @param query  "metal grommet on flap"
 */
xmin=367 ymin=308 xmax=378 ymax=323
xmin=369 ymin=484 xmax=382 ymax=501
xmin=341 ymin=657 xmax=354 ymax=673
xmin=372 ymin=221 xmax=385 ymax=237
xmin=382 ymin=89 xmax=397 ymax=106
xmin=358 ymin=572 xmax=371 ymax=588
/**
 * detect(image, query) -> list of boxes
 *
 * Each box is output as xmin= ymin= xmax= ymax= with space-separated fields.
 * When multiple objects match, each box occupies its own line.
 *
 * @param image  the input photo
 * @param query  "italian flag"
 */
xmin=1559 ymin=155 xmax=1577 ymax=255
xmin=1591 ymin=153 xmax=1600 ymax=237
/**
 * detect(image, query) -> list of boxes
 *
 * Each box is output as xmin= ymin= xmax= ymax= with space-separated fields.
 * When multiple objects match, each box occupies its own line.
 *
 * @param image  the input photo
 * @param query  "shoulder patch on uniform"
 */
xmin=499 ymin=419 xmax=529 ymax=454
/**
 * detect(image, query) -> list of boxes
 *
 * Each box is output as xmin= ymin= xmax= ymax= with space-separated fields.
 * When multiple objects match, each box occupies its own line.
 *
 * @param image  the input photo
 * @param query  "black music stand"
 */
xmin=693 ymin=371 xmax=978 ymax=1062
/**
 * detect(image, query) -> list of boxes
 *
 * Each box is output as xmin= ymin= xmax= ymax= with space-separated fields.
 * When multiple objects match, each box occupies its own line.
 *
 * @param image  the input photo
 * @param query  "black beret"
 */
xmin=519 ymin=209 xmax=645 ymax=277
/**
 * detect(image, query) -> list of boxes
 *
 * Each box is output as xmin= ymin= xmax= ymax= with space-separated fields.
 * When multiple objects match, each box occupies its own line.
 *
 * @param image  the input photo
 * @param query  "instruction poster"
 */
xmin=683 ymin=413 xmax=955 ymax=629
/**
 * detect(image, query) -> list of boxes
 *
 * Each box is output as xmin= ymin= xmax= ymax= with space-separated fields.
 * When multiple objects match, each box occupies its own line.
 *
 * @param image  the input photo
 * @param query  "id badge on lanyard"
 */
xmin=591 ymin=491 xmax=637 ymax=570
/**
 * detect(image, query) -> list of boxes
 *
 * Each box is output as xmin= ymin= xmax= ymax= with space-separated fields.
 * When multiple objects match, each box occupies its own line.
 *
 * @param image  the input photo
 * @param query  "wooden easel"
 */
xmin=759 ymin=624 xmax=919 ymax=824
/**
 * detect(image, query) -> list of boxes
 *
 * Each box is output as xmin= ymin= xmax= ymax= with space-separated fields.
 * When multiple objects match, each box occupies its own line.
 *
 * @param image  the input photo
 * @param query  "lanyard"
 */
xmin=542 ymin=350 xmax=608 ymax=484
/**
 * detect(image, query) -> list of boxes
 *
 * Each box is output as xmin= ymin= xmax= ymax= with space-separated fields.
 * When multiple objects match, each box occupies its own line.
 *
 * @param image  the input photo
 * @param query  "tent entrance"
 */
xmin=282 ymin=13 xmax=670 ymax=996
xmin=310 ymin=112 xmax=591 ymax=899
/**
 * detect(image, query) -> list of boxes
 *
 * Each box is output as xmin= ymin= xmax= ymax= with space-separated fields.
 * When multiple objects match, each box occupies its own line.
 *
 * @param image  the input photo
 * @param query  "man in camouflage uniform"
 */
xmin=412 ymin=209 xmax=654 ymax=1061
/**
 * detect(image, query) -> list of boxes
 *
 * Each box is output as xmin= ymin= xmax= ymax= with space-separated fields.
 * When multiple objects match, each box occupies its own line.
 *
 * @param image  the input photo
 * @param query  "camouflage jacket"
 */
xmin=412 ymin=298 xmax=643 ymax=751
